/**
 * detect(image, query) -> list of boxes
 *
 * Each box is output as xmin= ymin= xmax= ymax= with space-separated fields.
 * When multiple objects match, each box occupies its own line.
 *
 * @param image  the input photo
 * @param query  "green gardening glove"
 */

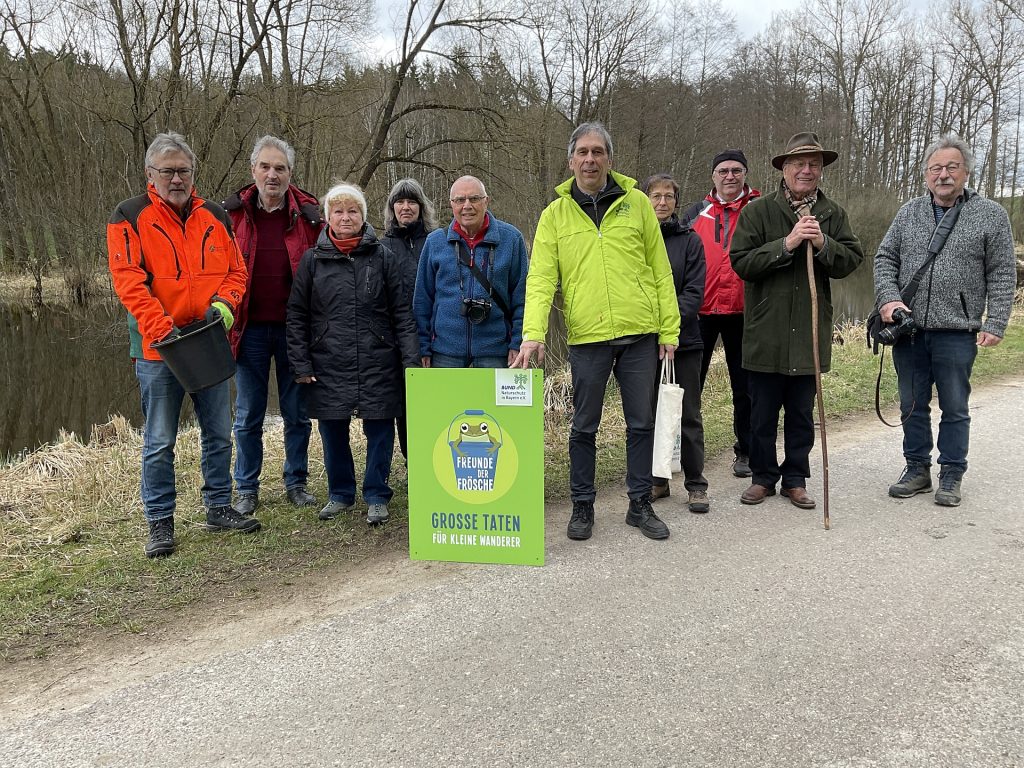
xmin=207 ymin=301 xmax=235 ymax=331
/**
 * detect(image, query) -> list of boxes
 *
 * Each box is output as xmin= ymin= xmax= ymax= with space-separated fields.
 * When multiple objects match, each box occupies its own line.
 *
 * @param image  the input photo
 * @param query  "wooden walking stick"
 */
xmin=800 ymin=203 xmax=830 ymax=530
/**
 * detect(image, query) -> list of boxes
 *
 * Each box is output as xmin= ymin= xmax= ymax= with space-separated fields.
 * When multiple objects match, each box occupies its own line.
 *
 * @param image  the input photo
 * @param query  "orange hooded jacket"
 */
xmin=107 ymin=185 xmax=247 ymax=361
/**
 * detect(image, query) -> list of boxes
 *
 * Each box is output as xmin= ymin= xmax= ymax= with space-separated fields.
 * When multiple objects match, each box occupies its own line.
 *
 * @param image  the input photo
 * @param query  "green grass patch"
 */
xmin=3 ymin=306 xmax=1024 ymax=660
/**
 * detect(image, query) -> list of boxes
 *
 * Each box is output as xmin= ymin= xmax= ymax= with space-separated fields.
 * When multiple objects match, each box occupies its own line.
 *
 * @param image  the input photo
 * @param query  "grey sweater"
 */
xmin=874 ymin=191 xmax=1016 ymax=337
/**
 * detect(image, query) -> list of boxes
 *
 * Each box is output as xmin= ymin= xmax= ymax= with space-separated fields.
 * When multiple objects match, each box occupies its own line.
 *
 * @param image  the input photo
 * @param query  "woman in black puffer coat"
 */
xmin=287 ymin=183 xmax=419 ymax=525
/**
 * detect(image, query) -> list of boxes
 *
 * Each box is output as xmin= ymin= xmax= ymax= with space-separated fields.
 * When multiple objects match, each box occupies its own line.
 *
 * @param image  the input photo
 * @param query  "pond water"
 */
xmin=0 ymin=262 xmax=878 ymax=460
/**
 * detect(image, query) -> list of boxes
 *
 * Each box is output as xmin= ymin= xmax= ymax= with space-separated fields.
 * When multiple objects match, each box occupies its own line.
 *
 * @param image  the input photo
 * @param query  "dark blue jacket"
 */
xmin=413 ymin=214 xmax=529 ymax=361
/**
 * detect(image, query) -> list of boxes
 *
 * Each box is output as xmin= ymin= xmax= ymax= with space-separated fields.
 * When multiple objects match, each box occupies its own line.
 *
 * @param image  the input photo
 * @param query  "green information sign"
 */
xmin=406 ymin=368 xmax=544 ymax=566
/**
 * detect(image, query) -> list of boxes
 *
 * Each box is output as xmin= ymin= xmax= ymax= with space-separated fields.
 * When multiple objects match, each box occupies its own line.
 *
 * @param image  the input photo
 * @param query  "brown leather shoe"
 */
xmin=651 ymin=482 xmax=671 ymax=501
xmin=781 ymin=487 xmax=816 ymax=509
xmin=740 ymin=484 xmax=776 ymax=505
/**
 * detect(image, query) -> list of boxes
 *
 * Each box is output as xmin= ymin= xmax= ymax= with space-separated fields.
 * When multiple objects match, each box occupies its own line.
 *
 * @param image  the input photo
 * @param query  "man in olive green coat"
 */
xmin=730 ymin=132 xmax=864 ymax=509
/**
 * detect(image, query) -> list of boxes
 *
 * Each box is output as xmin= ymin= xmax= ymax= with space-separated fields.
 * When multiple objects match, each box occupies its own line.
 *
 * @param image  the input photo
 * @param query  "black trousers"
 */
xmin=746 ymin=370 xmax=816 ymax=490
xmin=652 ymin=348 xmax=707 ymax=491
xmin=568 ymin=335 xmax=658 ymax=502
xmin=698 ymin=313 xmax=751 ymax=457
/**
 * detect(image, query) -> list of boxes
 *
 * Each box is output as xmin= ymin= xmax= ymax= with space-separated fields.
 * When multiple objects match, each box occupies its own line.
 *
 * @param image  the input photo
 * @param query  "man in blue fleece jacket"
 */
xmin=413 ymin=176 xmax=528 ymax=368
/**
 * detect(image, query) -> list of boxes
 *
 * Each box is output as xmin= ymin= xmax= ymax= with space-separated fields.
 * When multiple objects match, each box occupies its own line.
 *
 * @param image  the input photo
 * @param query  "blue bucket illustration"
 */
xmin=447 ymin=410 xmax=503 ymax=492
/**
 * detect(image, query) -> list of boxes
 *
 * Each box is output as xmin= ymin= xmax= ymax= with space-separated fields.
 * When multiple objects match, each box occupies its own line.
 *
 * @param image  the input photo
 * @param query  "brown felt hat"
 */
xmin=771 ymin=132 xmax=839 ymax=170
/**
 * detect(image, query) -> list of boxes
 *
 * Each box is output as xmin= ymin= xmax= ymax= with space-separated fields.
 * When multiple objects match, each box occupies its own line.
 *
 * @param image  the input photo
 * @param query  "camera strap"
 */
xmin=454 ymin=242 xmax=511 ymax=321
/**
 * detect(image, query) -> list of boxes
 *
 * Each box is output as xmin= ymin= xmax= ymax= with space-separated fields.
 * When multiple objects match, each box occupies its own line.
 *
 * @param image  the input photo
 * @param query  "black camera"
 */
xmin=877 ymin=307 xmax=916 ymax=345
xmin=460 ymin=298 xmax=492 ymax=325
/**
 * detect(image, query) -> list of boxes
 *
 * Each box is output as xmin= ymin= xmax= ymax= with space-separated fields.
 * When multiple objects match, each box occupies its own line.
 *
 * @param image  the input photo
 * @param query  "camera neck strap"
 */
xmin=901 ymin=192 xmax=968 ymax=306
xmin=453 ymin=241 xmax=511 ymax=321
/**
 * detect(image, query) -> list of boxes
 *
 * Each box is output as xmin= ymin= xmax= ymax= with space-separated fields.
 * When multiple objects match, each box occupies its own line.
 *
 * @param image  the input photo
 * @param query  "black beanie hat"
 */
xmin=711 ymin=149 xmax=748 ymax=171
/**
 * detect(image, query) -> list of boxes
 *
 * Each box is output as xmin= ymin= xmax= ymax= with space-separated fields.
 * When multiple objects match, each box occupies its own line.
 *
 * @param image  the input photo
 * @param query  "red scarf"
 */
xmin=328 ymin=231 xmax=362 ymax=254
xmin=453 ymin=214 xmax=490 ymax=251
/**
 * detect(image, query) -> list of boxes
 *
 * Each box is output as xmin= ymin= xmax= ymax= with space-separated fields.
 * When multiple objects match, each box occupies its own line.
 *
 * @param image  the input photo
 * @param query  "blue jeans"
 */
xmin=430 ymin=352 xmax=508 ymax=368
xmin=233 ymin=322 xmax=311 ymax=494
xmin=892 ymin=330 xmax=977 ymax=473
xmin=568 ymin=335 xmax=658 ymax=501
xmin=318 ymin=418 xmax=395 ymax=505
xmin=136 ymin=359 xmax=233 ymax=521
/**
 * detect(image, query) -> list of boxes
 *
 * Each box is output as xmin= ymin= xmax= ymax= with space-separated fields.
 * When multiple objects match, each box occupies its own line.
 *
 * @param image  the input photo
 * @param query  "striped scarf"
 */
xmin=782 ymin=181 xmax=818 ymax=217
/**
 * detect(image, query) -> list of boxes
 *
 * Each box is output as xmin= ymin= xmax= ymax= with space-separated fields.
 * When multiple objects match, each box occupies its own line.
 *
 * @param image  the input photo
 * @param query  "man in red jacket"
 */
xmin=108 ymin=132 xmax=256 ymax=558
xmin=681 ymin=149 xmax=761 ymax=478
xmin=223 ymin=136 xmax=323 ymax=516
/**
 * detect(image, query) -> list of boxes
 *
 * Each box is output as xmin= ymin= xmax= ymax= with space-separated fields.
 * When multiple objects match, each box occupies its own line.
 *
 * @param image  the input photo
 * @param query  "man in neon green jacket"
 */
xmin=513 ymin=122 xmax=681 ymax=542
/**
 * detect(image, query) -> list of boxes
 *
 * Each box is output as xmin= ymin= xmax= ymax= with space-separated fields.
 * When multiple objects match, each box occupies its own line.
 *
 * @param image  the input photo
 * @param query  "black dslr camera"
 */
xmin=877 ymin=307 xmax=916 ymax=345
xmin=460 ymin=298 xmax=492 ymax=325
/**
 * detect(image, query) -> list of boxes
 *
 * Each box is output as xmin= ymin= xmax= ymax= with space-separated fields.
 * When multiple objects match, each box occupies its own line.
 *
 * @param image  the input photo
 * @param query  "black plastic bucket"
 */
xmin=151 ymin=316 xmax=236 ymax=392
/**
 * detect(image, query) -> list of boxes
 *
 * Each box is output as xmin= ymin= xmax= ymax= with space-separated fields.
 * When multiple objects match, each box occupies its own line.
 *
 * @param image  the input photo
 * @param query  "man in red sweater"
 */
xmin=223 ymin=136 xmax=322 ymax=516
xmin=680 ymin=149 xmax=761 ymax=478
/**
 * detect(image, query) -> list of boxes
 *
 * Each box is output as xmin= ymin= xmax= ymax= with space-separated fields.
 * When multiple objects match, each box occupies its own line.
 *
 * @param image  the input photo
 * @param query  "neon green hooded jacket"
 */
xmin=522 ymin=170 xmax=680 ymax=346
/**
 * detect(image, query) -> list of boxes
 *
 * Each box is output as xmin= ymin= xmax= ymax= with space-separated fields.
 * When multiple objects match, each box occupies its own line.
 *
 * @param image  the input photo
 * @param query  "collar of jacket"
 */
xmin=555 ymin=168 xmax=635 ymax=201
xmin=770 ymin=182 xmax=838 ymax=223
xmin=147 ymin=184 xmax=199 ymax=222
xmin=704 ymin=184 xmax=761 ymax=213
xmin=928 ymin=188 xmax=976 ymax=208
xmin=659 ymin=213 xmax=690 ymax=236
xmin=314 ymin=222 xmax=380 ymax=259
xmin=225 ymin=183 xmax=321 ymax=228
xmin=386 ymin=219 xmax=426 ymax=239
xmin=446 ymin=213 xmax=498 ymax=246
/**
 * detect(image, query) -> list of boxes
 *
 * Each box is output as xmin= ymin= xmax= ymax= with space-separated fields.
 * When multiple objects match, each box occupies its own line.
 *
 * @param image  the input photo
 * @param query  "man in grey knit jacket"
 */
xmin=874 ymin=133 xmax=1016 ymax=507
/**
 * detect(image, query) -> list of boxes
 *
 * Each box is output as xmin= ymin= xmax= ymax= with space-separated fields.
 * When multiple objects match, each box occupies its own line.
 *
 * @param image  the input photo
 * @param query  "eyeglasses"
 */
xmin=926 ymin=162 xmax=962 ymax=176
xmin=451 ymin=195 xmax=486 ymax=205
xmin=784 ymin=160 xmax=822 ymax=171
xmin=149 ymin=166 xmax=194 ymax=180
xmin=715 ymin=167 xmax=746 ymax=177
xmin=649 ymin=193 xmax=676 ymax=202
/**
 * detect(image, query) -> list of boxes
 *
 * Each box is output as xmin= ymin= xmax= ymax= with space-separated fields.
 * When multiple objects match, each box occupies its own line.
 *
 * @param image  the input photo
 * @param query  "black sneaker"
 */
xmin=206 ymin=505 xmax=261 ymax=533
xmin=888 ymin=464 xmax=932 ymax=498
xmin=286 ymin=486 xmax=317 ymax=507
xmin=567 ymin=500 xmax=595 ymax=540
xmin=626 ymin=495 xmax=670 ymax=540
xmin=732 ymin=454 xmax=752 ymax=478
xmin=145 ymin=516 xmax=175 ymax=558
xmin=232 ymin=492 xmax=258 ymax=516
xmin=934 ymin=469 xmax=963 ymax=507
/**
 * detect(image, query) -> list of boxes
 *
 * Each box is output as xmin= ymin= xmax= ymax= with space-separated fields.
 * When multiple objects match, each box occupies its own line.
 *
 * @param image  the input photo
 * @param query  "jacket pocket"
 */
xmin=311 ymin=322 xmax=329 ymax=350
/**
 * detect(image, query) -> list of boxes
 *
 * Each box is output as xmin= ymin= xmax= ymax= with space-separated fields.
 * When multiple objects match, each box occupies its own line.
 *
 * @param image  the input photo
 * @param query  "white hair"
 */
xmin=323 ymin=183 xmax=367 ymax=221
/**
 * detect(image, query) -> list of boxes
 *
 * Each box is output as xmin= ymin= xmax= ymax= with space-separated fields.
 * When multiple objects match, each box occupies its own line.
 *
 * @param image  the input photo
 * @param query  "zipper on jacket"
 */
xmin=152 ymin=223 xmax=182 ymax=280
xmin=960 ymin=293 xmax=969 ymax=320
xmin=123 ymin=231 xmax=133 ymax=265
xmin=200 ymin=226 xmax=214 ymax=270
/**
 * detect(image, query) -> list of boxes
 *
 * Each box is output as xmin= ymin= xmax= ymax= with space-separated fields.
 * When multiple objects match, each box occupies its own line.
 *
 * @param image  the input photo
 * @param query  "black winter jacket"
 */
xmin=662 ymin=215 xmax=706 ymax=351
xmin=286 ymin=224 xmax=420 ymax=420
xmin=381 ymin=220 xmax=430 ymax=305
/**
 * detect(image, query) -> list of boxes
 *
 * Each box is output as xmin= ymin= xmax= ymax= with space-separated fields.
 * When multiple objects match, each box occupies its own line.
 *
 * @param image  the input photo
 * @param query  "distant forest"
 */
xmin=2 ymin=0 xmax=1023 ymax=305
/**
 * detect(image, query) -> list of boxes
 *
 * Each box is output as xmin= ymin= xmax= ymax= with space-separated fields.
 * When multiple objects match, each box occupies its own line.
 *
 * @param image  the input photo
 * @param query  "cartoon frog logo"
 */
xmin=448 ymin=410 xmax=502 ymax=457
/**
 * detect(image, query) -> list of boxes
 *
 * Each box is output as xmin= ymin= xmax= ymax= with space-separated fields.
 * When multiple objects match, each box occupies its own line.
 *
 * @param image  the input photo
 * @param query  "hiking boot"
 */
xmin=732 ymin=454 xmax=752 ymax=478
xmin=567 ymin=500 xmax=595 ymax=540
xmin=888 ymin=464 xmax=932 ymax=498
xmin=318 ymin=500 xmax=352 ymax=521
xmin=687 ymin=489 xmax=710 ymax=514
xmin=206 ymin=505 xmax=261 ymax=533
xmin=286 ymin=486 xmax=317 ymax=507
xmin=232 ymin=492 xmax=258 ymax=516
xmin=145 ymin=516 xmax=175 ymax=558
xmin=741 ymin=484 xmax=775 ymax=505
xmin=651 ymin=482 xmax=671 ymax=501
xmin=367 ymin=503 xmax=390 ymax=525
xmin=934 ymin=469 xmax=963 ymax=507
xmin=626 ymin=495 xmax=670 ymax=540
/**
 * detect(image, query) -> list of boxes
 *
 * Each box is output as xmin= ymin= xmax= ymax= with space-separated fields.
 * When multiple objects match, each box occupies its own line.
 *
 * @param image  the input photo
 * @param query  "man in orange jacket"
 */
xmin=107 ymin=132 xmax=259 ymax=558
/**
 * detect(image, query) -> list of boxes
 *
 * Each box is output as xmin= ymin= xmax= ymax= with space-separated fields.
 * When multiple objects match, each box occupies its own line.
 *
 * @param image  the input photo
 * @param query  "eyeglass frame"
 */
xmin=148 ymin=165 xmax=194 ymax=180
xmin=714 ymin=167 xmax=746 ymax=178
xmin=925 ymin=162 xmax=963 ymax=176
xmin=450 ymin=195 xmax=487 ymax=206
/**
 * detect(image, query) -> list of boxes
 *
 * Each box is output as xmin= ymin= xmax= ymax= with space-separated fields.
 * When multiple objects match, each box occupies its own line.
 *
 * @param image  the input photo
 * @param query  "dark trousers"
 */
xmin=747 ymin=371 xmax=816 ymax=490
xmin=892 ymin=330 xmax=976 ymax=473
xmin=568 ymin=335 xmax=658 ymax=502
xmin=698 ymin=313 xmax=751 ymax=457
xmin=653 ymin=348 xmax=707 ymax=491
xmin=318 ymin=418 xmax=395 ymax=505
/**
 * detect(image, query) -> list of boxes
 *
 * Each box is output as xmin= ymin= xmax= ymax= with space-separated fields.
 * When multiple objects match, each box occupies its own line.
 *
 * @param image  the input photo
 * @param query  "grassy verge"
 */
xmin=2 ymin=307 xmax=1023 ymax=661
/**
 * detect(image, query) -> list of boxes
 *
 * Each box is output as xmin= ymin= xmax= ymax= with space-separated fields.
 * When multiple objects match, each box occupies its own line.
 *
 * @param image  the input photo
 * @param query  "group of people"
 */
xmin=106 ymin=123 xmax=1015 ymax=558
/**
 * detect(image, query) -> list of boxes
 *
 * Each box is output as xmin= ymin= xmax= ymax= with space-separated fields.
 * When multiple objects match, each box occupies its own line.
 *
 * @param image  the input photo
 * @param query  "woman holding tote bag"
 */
xmin=642 ymin=174 xmax=710 ymax=514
